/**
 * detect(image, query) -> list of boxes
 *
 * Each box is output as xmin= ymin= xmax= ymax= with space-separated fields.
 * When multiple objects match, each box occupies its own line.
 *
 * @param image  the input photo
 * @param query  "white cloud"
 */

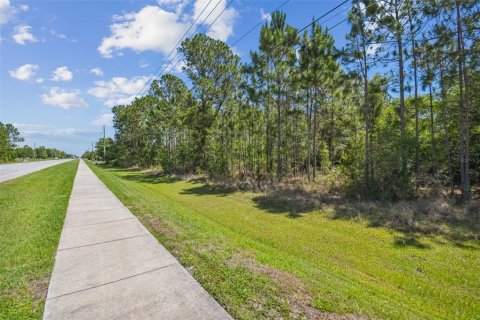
xmin=15 ymin=123 xmax=97 ymax=138
xmin=41 ymin=87 xmax=88 ymax=109
xmin=36 ymin=78 xmax=44 ymax=83
xmin=366 ymin=43 xmax=381 ymax=56
xmin=104 ymin=95 xmax=137 ymax=107
xmin=9 ymin=63 xmax=38 ymax=80
xmin=90 ymin=67 xmax=104 ymax=76
xmin=12 ymin=24 xmax=38 ymax=45
xmin=13 ymin=123 xmax=48 ymax=131
xmin=98 ymin=1 xmax=237 ymax=58
xmin=91 ymin=113 xmax=113 ymax=126
xmin=50 ymin=28 xmax=77 ymax=42
xmin=139 ymin=60 xmax=149 ymax=68
xmin=193 ymin=0 xmax=237 ymax=41
xmin=87 ymin=75 xmax=148 ymax=107
xmin=98 ymin=6 xmax=188 ymax=58
xmin=51 ymin=66 xmax=73 ymax=81
xmin=0 ymin=1 xmax=29 ymax=25
xmin=260 ymin=9 xmax=271 ymax=22
xmin=0 ymin=0 xmax=14 ymax=24
xmin=157 ymin=0 xmax=188 ymax=14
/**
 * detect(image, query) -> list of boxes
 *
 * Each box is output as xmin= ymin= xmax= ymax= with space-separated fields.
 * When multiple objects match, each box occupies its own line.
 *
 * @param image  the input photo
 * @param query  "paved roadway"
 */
xmin=0 ymin=159 xmax=73 ymax=183
xmin=43 ymin=160 xmax=232 ymax=320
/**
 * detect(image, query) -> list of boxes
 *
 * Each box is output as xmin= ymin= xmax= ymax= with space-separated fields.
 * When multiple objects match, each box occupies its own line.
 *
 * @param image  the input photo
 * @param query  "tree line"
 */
xmin=89 ymin=0 xmax=479 ymax=201
xmin=0 ymin=122 xmax=73 ymax=163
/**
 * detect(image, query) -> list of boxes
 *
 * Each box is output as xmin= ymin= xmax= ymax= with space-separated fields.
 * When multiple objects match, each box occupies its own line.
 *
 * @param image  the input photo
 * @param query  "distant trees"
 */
xmin=0 ymin=122 xmax=23 ymax=162
xmin=99 ymin=4 xmax=479 ymax=202
xmin=0 ymin=122 xmax=71 ymax=163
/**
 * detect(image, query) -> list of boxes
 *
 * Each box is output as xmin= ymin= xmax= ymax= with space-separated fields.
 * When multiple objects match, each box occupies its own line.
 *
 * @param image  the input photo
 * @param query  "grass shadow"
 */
xmin=180 ymin=184 xmax=236 ymax=197
xmin=251 ymin=188 xmax=480 ymax=247
xmin=252 ymin=192 xmax=317 ymax=218
xmin=121 ymin=172 xmax=181 ymax=184
xmin=102 ymin=164 xmax=480 ymax=248
xmin=393 ymin=234 xmax=431 ymax=249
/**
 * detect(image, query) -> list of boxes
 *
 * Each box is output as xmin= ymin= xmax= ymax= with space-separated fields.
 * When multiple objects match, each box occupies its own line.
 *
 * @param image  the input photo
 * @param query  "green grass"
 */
xmin=0 ymin=160 xmax=78 ymax=319
xmin=88 ymin=163 xmax=480 ymax=320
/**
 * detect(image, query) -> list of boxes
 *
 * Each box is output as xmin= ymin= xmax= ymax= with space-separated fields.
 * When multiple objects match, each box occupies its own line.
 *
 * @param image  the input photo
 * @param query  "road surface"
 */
xmin=43 ymin=160 xmax=232 ymax=320
xmin=0 ymin=159 xmax=73 ymax=183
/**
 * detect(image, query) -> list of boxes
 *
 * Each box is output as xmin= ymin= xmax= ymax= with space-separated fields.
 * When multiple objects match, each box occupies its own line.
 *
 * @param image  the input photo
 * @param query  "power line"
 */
xmin=158 ymin=0 xmax=353 ymax=93
xmin=134 ymin=0 xmax=217 ymax=97
xmin=145 ymin=0 xmax=358 ymax=98
xmin=143 ymin=0 xmax=294 ymax=96
xmin=230 ymin=0 xmax=290 ymax=48
xmin=138 ymin=0 xmax=231 ymax=97
xmin=162 ymin=0 xmax=295 ymax=77
xmin=202 ymin=0 xmax=234 ymax=35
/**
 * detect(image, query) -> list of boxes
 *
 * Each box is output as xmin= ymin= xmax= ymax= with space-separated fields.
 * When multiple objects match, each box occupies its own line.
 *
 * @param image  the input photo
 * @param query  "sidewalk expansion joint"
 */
xmin=57 ymin=233 xmax=149 ymax=251
xmin=46 ymin=262 xmax=178 ymax=301
xmin=64 ymin=217 xmax=135 ymax=229
xmin=67 ymin=207 xmax=124 ymax=215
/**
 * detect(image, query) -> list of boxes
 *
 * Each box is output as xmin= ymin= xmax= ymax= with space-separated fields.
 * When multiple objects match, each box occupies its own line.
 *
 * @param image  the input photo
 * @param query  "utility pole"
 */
xmin=33 ymin=142 xmax=36 ymax=160
xmin=91 ymin=142 xmax=94 ymax=161
xmin=103 ymin=125 xmax=106 ymax=162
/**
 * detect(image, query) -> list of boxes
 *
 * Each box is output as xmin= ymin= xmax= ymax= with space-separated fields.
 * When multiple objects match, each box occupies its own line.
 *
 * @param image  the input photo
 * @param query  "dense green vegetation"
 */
xmin=0 ymin=161 xmax=78 ymax=319
xmin=89 ymin=1 xmax=479 ymax=202
xmin=0 ymin=122 xmax=73 ymax=163
xmin=88 ymin=162 xmax=480 ymax=319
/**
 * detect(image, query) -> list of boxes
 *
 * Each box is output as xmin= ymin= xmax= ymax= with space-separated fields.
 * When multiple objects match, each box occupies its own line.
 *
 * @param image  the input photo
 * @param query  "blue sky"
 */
xmin=1 ymin=0 xmax=350 ymax=156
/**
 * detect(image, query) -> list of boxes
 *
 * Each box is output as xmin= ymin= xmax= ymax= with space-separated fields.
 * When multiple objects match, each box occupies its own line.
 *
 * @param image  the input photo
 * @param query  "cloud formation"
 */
xmin=91 ymin=113 xmax=113 ymax=126
xmin=51 ymin=66 xmax=73 ymax=81
xmin=0 ymin=0 xmax=14 ymax=24
xmin=90 ymin=67 xmax=104 ymax=77
xmin=42 ymin=87 xmax=88 ymax=109
xmin=87 ymin=75 xmax=149 ymax=107
xmin=98 ymin=0 xmax=237 ymax=58
xmin=9 ymin=63 xmax=38 ymax=80
xmin=12 ymin=24 xmax=38 ymax=45
xmin=193 ymin=0 xmax=237 ymax=41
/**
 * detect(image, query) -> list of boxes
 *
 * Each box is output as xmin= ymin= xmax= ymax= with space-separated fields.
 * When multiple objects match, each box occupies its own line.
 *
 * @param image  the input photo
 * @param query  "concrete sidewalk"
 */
xmin=43 ymin=160 xmax=232 ymax=320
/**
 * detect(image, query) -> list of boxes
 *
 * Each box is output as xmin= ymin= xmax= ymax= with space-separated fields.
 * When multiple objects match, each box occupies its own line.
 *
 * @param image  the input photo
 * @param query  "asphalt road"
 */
xmin=0 ymin=159 xmax=73 ymax=183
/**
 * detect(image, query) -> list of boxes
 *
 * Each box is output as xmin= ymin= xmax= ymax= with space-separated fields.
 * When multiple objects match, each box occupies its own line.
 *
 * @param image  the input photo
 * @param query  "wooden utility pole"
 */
xmin=103 ymin=125 xmax=106 ymax=162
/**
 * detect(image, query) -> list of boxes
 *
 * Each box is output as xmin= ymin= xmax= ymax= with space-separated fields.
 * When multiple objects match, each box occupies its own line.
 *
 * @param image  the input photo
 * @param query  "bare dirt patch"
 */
xmin=229 ymin=252 xmax=367 ymax=320
xmin=29 ymin=276 xmax=49 ymax=309
xmin=142 ymin=214 xmax=180 ymax=240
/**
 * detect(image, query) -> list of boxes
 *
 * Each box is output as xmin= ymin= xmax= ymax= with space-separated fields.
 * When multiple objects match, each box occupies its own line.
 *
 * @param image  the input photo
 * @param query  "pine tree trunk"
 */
xmin=306 ymin=92 xmax=311 ymax=180
xmin=266 ymin=75 xmax=272 ymax=175
xmin=409 ymin=12 xmax=420 ymax=189
xmin=359 ymin=17 xmax=370 ymax=198
xmin=276 ymin=88 xmax=282 ymax=180
xmin=395 ymin=1 xmax=407 ymax=198
xmin=429 ymin=84 xmax=436 ymax=178
xmin=329 ymin=102 xmax=334 ymax=168
xmin=440 ymin=69 xmax=454 ymax=195
xmin=313 ymin=103 xmax=318 ymax=181
xmin=455 ymin=0 xmax=470 ymax=200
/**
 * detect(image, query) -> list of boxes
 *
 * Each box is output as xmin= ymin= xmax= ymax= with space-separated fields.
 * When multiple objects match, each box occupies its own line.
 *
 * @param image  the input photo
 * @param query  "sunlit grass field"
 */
xmin=0 ymin=160 xmax=78 ymax=319
xmin=89 ymin=163 xmax=480 ymax=320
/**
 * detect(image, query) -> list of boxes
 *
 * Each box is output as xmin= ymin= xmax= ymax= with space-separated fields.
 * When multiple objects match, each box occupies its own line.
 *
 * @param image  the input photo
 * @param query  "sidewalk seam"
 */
xmin=57 ymin=233 xmax=149 ymax=251
xmin=64 ymin=217 xmax=135 ymax=229
xmin=46 ymin=262 xmax=178 ymax=301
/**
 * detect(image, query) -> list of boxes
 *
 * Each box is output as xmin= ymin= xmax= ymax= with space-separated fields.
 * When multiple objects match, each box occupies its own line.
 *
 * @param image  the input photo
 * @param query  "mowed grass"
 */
xmin=88 ymin=163 xmax=480 ymax=320
xmin=0 ymin=160 xmax=78 ymax=319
